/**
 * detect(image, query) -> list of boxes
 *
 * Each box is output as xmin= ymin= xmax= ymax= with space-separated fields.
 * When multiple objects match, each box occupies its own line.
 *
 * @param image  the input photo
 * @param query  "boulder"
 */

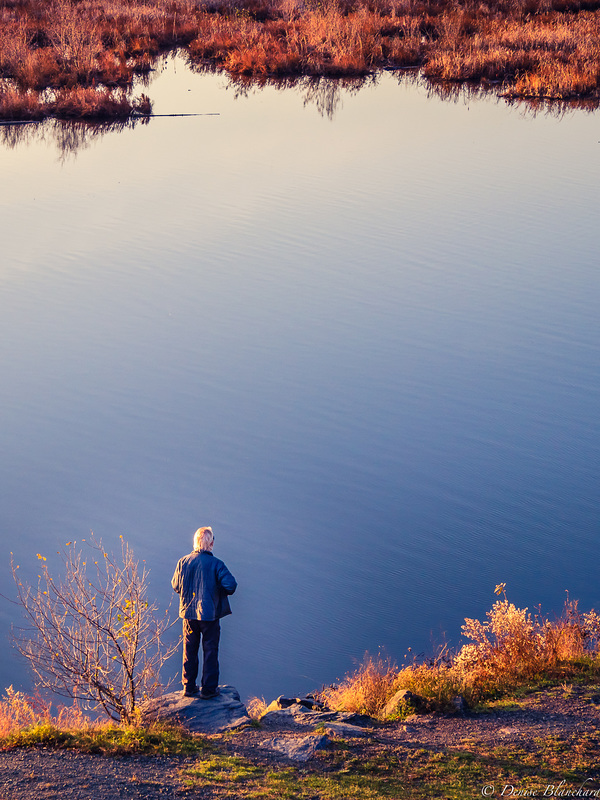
xmin=261 ymin=734 xmax=330 ymax=761
xmin=264 ymin=695 xmax=326 ymax=714
xmin=450 ymin=695 xmax=468 ymax=715
xmin=383 ymin=689 xmax=428 ymax=718
xmin=140 ymin=685 xmax=251 ymax=734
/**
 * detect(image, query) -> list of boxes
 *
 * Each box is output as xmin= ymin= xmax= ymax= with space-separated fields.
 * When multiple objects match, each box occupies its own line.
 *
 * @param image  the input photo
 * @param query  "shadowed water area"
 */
xmin=1 ymin=58 xmax=599 ymax=703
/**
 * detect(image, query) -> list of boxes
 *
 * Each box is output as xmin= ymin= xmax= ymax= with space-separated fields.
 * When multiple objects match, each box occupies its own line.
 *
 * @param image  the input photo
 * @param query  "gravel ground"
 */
xmin=0 ymin=749 xmax=190 ymax=799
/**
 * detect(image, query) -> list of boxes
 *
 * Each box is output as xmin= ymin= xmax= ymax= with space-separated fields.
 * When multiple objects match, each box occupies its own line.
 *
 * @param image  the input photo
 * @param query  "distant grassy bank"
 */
xmin=1 ymin=0 xmax=600 ymax=120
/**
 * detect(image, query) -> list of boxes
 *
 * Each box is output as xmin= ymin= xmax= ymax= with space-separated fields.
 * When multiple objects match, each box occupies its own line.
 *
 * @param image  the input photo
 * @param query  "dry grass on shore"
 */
xmin=318 ymin=589 xmax=600 ymax=718
xmin=1 ymin=0 xmax=600 ymax=120
xmin=0 ymin=687 xmax=207 ymax=754
xmin=0 ymin=86 xmax=151 ymax=120
xmin=0 ymin=686 xmax=87 ymax=738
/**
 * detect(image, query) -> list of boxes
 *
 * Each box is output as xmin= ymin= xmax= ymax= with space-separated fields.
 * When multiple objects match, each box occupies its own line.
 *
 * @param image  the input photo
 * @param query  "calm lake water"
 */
xmin=1 ymin=58 xmax=599 ymax=703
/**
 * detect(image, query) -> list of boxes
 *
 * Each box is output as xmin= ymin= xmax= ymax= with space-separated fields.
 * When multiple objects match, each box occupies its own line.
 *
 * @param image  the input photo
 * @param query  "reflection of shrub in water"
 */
xmin=213 ymin=70 xmax=373 ymax=119
xmin=0 ymin=115 xmax=149 ymax=157
xmin=301 ymin=75 xmax=374 ymax=119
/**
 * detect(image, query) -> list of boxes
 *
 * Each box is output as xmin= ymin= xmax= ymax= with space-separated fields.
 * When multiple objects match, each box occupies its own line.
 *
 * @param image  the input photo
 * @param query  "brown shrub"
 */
xmin=319 ymin=589 xmax=600 ymax=719
xmin=319 ymin=653 xmax=398 ymax=716
xmin=453 ymin=587 xmax=600 ymax=701
xmin=0 ymin=84 xmax=44 ymax=119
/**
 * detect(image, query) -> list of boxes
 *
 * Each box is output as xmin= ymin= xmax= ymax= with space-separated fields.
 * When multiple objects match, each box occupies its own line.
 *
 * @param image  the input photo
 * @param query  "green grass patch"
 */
xmin=1 ymin=722 xmax=210 ymax=755
xmin=182 ymin=755 xmax=265 ymax=786
xmin=180 ymin=731 xmax=600 ymax=800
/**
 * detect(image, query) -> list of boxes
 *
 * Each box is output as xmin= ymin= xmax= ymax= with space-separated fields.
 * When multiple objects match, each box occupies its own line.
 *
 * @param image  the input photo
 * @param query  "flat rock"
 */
xmin=261 ymin=734 xmax=330 ymax=761
xmin=323 ymin=722 xmax=370 ymax=737
xmin=450 ymin=695 xmax=468 ymax=715
xmin=403 ymin=713 xmax=435 ymax=724
xmin=260 ymin=705 xmax=373 ymax=730
xmin=140 ymin=685 xmax=250 ymax=733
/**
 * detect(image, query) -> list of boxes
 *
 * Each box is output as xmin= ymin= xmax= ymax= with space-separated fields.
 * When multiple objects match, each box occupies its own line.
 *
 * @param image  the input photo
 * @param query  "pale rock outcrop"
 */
xmin=260 ymin=701 xmax=373 ymax=731
xmin=322 ymin=721 xmax=370 ymax=737
xmin=261 ymin=733 xmax=331 ymax=761
xmin=140 ymin=685 xmax=250 ymax=733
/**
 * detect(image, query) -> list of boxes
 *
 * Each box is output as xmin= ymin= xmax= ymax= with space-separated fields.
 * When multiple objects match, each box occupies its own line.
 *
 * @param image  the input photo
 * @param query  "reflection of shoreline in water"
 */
xmin=188 ymin=66 xmax=485 ymax=120
xmin=422 ymin=76 xmax=600 ymax=117
xmin=2 ymin=66 xmax=598 ymax=153
xmin=191 ymin=63 xmax=600 ymax=120
xmin=0 ymin=116 xmax=149 ymax=157
xmin=218 ymin=72 xmax=377 ymax=120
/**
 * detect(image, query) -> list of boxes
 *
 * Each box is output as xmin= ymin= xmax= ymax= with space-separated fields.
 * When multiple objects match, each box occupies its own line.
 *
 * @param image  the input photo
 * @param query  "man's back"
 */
xmin=172 ymin=550 xmax=237 ymax=621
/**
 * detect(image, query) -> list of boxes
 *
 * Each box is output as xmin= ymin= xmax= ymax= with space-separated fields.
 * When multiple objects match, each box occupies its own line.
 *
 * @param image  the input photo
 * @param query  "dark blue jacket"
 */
xmin=172 ymin=550 xmax=237 ymax=621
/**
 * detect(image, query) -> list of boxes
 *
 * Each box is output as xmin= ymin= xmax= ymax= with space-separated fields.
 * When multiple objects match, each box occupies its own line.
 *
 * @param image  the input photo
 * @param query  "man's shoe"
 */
xmin=183 ymin=684 xmax=200 ymax=697
xmin=199 ymin=687 xmax=220 ymax=699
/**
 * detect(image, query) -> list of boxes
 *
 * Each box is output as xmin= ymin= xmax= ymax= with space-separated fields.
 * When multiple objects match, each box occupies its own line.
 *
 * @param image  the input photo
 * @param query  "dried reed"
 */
xmin=1 ymin=0 xmax=599 ymax=119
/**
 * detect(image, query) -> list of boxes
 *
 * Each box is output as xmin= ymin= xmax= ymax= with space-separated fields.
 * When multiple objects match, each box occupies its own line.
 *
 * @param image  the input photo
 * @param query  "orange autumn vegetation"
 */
xmin=0 ymin=686 xmax=92 ymax=738
xmin=1 ymin=0 xmax=600 ymax=119
xmin=317 ymin=591 xmax=600 ymax=717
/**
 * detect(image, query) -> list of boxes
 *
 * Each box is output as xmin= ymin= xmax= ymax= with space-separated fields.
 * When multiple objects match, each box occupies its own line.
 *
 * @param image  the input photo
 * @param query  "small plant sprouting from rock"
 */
xmin=246 ymin=695 xmax=268 ymax=720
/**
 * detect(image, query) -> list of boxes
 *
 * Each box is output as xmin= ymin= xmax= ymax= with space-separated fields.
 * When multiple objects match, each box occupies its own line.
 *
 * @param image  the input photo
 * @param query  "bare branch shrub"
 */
xmin=47 ymin=0 xmax=101 ymax=77
xmin=11 ymin=536 xmax=178 ymax=724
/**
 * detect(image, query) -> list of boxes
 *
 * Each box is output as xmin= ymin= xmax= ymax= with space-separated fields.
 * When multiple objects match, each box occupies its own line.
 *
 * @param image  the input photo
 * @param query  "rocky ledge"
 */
xmin=256 ymin=695 xmax=376 ymax=760
xmin=141 ymin=688 xmax=378 ymax=760
xmin=140 ymin=684 xmax=251 ymax=733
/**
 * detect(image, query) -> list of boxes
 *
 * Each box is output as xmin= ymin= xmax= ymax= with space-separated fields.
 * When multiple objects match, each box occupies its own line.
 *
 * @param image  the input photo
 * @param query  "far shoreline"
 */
xmin=2 ymin=0 xmax=600 ymax=121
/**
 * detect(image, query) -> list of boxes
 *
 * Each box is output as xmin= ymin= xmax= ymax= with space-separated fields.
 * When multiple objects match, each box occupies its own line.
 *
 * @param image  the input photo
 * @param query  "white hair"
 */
xmin=193 ymin=526 xmax=214 ymax=552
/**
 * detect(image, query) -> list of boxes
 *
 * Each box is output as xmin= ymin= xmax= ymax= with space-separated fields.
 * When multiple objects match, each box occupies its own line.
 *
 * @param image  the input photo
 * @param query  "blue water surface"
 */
xmin=0 ymin=62 xmax=599 ymax=702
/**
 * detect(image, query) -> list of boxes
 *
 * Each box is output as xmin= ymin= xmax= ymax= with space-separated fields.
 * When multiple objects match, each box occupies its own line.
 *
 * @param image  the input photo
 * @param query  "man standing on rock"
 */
xmin=172 ymin=526 xmax=237 ymax=698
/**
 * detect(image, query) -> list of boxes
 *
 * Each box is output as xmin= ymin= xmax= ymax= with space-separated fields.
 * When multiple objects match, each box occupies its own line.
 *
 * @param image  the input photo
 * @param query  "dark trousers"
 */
xmin=182 ymin=619 xmax=220 ymax=692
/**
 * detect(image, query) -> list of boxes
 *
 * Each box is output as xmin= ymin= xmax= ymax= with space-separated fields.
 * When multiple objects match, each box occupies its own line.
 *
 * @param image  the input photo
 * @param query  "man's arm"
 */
xmin=217 ymin=561 xmax=237 ymax=596
xmin=171 ymin=560 xmax=182 ymax=593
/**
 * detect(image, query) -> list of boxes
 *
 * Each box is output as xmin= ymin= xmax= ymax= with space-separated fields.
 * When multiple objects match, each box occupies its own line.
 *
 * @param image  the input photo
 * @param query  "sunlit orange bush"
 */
xmin=318 ymin=588 xmax=600 ymax=717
